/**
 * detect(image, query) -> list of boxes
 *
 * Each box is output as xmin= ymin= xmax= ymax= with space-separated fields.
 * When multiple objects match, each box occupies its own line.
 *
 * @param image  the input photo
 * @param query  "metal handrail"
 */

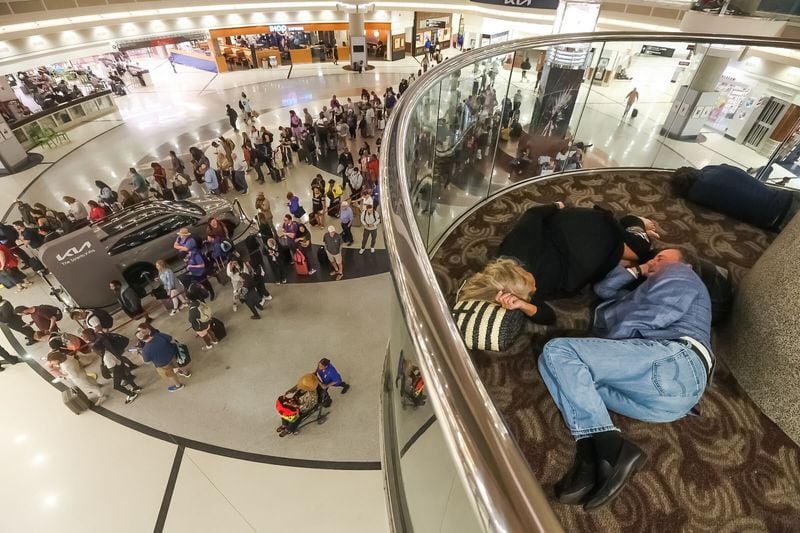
xmin=379 ymin=32 xmax=800 ymax=532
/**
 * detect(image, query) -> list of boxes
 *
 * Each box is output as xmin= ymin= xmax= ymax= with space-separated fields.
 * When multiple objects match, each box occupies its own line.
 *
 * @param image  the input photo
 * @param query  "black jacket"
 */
xmin=498 ymin=205 xmax=625 ymax=299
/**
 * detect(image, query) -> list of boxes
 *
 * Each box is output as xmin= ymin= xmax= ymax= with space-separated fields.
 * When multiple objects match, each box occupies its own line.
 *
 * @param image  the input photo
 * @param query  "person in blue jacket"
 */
xmin=315 ymin=358 xmax=350 ymax=394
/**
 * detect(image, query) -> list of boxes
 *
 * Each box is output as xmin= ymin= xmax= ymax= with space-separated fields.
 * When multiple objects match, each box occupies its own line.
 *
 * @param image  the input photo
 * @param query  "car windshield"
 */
xmin=94 ymin=201 xmax=205 ymax=240
xmin=107 ymin=214 xmax=197 ymax=256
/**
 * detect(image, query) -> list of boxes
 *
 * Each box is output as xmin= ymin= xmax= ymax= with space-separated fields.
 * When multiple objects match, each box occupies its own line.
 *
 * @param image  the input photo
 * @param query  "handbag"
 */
xmin=452 ymin=299 xmax=526 ymax=352
xmin=294 ymin=206 xmax=306 ymax=218
xmin=175 ymin=343 xmax=191 ymax=367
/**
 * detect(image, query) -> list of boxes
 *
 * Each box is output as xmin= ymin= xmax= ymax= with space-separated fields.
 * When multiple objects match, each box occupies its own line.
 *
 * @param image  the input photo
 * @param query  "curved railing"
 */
xmin=379 ymin=32 xmax=800 ymax=531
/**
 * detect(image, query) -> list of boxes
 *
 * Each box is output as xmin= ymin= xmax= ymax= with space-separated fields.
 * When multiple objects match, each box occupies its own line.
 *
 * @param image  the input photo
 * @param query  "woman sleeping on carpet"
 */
xmin=452 ymin=203 xmax=660 ymax=351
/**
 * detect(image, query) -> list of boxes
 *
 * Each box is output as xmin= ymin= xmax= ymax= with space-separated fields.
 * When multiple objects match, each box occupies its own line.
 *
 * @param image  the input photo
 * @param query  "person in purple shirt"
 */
xmin=539 ymin=248 xmax=712 ymax=511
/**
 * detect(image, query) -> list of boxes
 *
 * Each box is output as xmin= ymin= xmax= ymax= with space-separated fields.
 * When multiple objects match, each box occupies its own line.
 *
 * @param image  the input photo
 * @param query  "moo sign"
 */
xmin=470 ymin=0 xmax=559 ymax=7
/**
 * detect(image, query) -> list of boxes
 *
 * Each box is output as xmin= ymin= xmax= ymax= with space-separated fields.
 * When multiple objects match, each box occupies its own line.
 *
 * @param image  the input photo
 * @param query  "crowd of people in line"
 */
xmin=0 ymin=81 xmax=411 ymax=425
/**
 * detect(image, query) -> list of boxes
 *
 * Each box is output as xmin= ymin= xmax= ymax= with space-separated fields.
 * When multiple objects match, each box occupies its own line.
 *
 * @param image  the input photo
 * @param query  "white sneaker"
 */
xmin=202 ymin=345 xmax=214 ymax=351
xmin=359 ymin=249 xmax=365 ymax=255
xmin=264 ymin=295 xmax=273 ymax=301
xmin=370 ymin=248 xmax=375 ymax=253
xmin=233 ymin=304 xmax=238 ymax=312
xmin=169 ymin=309 xmax=178 ymax=316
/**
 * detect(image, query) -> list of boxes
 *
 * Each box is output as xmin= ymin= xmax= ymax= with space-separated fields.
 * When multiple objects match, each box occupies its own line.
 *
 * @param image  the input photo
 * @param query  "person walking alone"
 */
xmin=226 ymin=104 xmax=239 ymax=133
xmin=623 ymin=87 xmax=639 ymax=119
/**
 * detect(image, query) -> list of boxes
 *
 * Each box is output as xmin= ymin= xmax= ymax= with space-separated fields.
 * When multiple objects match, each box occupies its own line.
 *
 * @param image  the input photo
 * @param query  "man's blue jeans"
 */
xmin=538 ymin=337 xmax=707 ymax=439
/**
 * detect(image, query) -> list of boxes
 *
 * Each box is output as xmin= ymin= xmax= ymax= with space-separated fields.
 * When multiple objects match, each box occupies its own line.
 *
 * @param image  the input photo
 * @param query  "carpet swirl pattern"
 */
xmin=430 ymin=170 xmax=800 ymax=532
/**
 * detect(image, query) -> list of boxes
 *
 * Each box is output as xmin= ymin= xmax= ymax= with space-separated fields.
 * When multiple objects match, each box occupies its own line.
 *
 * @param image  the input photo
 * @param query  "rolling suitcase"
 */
xmin=62 ymin=388 xmax=91 ymax=414
xmin=317 ymin=247 xmax=330 ymax=270
xmin=630 ymin=108 xmax=639 ymax=118
xmin=210 ymin=317 xmax=227 ymax=341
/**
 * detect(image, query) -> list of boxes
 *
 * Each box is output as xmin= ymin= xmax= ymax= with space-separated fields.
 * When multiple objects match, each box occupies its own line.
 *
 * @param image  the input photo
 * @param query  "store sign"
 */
xmin=641 ymin=45 xmax=675 ymax=57
xmin=469 ymin=0 xmax=559 ymax=8
xmin=269 ymin=25 xmax=304 ymax=32
xmin=425 ymin=20 xmax=447 ymax=28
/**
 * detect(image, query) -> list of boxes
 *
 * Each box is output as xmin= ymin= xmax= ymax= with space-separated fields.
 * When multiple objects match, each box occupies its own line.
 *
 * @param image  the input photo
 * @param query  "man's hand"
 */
xmin=638 ymin=263 xmax=651 ymax=277
xmin=554 ymin=201 xmax=566 ymax=210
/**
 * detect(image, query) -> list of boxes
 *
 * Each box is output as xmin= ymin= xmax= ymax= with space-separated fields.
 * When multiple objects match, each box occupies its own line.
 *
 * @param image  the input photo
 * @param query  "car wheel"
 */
xmin=123 ymin=263 xmax=158 ymax=298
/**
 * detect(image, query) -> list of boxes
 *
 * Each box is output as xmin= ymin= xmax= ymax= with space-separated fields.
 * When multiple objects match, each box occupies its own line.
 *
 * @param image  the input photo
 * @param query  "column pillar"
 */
xmin=349 ymin=12 xmax=367 ymax=70
xmin=662 ymin=50 xmax=731 ymax=140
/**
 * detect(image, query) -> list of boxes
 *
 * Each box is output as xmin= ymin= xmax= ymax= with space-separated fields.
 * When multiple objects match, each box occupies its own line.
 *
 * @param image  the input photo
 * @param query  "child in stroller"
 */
xmin=275 ymin=373 xmax=331 ymax=437
xmin=395 ymin=355 xmax=427 ymax=409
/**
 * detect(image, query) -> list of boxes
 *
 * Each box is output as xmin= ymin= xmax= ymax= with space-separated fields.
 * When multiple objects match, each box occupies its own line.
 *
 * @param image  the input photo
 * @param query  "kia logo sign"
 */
xmin=56 ymin=241 xmax=95 ymax=264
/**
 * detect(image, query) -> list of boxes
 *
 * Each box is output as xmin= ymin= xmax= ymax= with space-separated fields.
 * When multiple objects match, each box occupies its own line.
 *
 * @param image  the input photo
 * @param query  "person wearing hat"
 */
xmin=173 ymin=227 xmax=197 ymax=254
xmin=322 ymin=225 xmax=344 ymax=280
xmin=496 ymin=202 xmax=657 ymax=300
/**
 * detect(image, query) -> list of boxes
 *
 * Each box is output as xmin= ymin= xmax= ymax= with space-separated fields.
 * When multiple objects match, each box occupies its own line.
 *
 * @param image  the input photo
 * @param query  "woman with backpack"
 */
xmin=188 ymin=297 xmax=219 ymax=350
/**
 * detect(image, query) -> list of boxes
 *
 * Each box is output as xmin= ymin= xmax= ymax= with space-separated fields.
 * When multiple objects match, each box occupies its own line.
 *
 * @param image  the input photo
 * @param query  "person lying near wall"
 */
xmin=539 ymin=248 xmax=713 ymax=510
xmin=672 ymin=164 xmax=797 ymax=231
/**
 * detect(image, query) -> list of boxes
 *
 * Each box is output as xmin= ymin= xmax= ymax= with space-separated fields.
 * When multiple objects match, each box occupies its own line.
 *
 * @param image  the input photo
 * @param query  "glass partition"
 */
xmin=382 ymin=33 xmax=800 ymax=533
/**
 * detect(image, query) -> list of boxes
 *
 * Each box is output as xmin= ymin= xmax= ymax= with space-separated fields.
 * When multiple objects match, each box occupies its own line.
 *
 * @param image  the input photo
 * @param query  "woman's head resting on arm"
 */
xmin=458 ymin=257 xmax=536 ymax=303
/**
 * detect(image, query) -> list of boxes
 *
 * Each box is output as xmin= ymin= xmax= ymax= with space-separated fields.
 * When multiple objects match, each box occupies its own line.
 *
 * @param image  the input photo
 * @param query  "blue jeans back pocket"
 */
xmin=652 ymin=352 xmax=701 ymax=398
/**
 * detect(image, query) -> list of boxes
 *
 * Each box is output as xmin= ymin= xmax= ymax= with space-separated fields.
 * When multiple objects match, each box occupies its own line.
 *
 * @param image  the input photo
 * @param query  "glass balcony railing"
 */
xmin=379 ymin=32 xmax=800 ymax=532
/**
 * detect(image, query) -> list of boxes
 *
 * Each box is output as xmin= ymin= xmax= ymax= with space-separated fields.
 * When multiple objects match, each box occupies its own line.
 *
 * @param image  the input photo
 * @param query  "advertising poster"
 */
xmin=532 ymin=67 xmax=584 ymax=137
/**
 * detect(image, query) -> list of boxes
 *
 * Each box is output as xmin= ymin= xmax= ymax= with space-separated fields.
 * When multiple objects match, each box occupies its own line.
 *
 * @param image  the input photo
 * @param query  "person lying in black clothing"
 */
xmin=497 ymin=202 xmax=657 ymax=300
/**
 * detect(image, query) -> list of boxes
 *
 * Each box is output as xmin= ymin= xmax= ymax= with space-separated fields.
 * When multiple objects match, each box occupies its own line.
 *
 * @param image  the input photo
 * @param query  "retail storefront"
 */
xmin=411 ymin=12 xmax=452 ymax=56
xmin=205 ymin=22 xmax=391 ymax=72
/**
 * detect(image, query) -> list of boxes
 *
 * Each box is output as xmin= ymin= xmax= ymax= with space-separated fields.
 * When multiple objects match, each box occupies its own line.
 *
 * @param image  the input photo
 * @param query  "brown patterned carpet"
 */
xmin=431 ymin=170 xmax=800 ymax=532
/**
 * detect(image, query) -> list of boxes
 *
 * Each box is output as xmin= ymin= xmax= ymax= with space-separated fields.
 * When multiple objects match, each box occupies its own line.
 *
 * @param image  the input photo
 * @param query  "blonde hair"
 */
xmin=458 ymin=258 xmax=532 ymax=303
xmin=63 ymin=196 xmax=76 ymax=204
xmin=155 ymin=259 xmax=167 ymax=271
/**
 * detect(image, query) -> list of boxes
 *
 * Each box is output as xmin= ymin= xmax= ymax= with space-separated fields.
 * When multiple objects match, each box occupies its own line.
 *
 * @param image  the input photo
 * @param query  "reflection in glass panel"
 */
xmin=426 ymin=52 xmax=514 ymax=246
xmin=406 ymin=81 xmax=441 ymax=247
xmin=386 ymin=292 xmax=482 ymax=532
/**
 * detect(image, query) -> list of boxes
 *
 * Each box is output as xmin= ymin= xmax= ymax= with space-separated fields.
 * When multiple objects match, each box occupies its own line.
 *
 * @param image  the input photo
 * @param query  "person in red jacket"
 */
xmin=0 ymin=243 xmax=32 ymax=291
xmin=87 ymin=200 xmax=106 ymax=222
xmin=367 ymin=153 xmax=379 ymax=183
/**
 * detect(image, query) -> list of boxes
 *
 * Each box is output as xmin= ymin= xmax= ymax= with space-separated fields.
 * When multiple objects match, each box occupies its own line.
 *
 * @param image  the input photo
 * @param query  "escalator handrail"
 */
xmin=380 ymin=31 xmax=800 ymax=533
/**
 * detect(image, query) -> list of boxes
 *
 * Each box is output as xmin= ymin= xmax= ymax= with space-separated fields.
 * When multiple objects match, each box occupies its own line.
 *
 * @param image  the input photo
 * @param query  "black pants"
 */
xmin=229 ymin=118 xmax=238 ymax=131
xmin=194 ymin=278 xmax=215 ymax=301
xmin=112 ymin=364 xmax=138 ymax=396
xmin=0 ymin=345 xmax=20 ymax=365
xmin=4 ymin=321 xmax=35 ymax=344
xmin=341 ymin=221 xmax=353 ymax=244
xmin=269 ymin=259 xmax=287 ymax=282
xmin=252 ymin=162 xmax=265 ymax=183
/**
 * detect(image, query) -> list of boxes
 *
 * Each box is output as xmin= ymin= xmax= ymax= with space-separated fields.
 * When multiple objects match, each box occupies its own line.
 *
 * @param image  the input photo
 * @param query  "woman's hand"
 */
xmin=496 ymin=291 xmax=539 ymax=317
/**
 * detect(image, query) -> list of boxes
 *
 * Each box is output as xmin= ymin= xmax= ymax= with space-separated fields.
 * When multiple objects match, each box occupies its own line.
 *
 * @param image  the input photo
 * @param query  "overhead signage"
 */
xmin=641 ymin=45 xmax=675 ymax=57
xmin=269 ymin=25 xmax=305 ymax=33
xmin=469 ymin=0 xmax=559 ymax=8
xmin=425 ymin=20 xmax=447 ymax=28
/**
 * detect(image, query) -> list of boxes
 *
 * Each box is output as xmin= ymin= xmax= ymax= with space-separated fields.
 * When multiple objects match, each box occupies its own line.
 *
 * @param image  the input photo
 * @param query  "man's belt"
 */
xmin=679 ymin=336 xmax=714 ymax=379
